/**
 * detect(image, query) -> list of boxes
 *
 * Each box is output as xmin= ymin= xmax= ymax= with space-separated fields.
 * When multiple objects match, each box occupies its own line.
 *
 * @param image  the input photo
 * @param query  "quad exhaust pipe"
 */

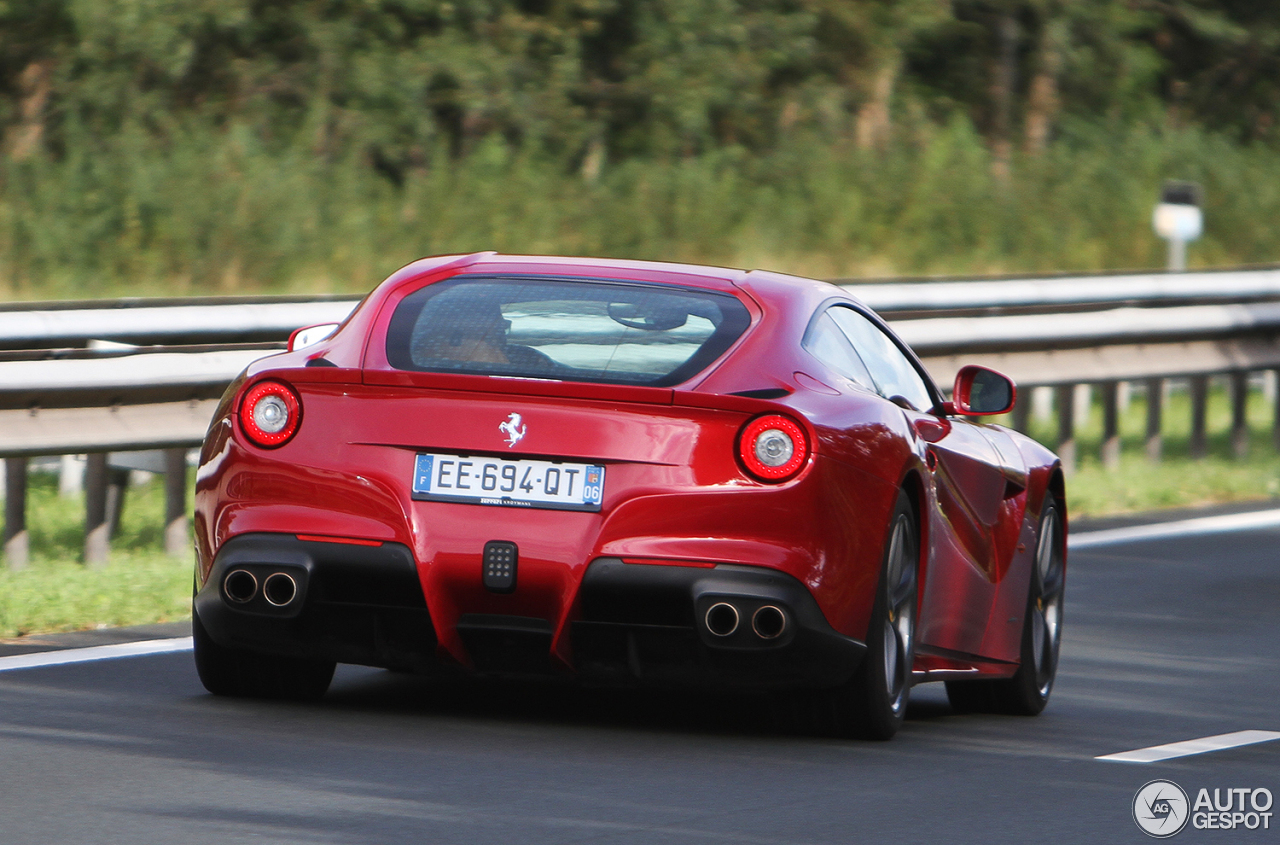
xmin=263 ymin=572 xmax=298 ymax=607
xmin=751 ymin=605 xmax=787 ymax=640
xmin=705 ymin=602 xmax=740 ymax=637
xmin=703 ymin=601 xmax=789 ymax=640
xmin=223 ymin=569 xmax=258 ymax=604
xmin=222 ymin=568 xmax=300 ymax=608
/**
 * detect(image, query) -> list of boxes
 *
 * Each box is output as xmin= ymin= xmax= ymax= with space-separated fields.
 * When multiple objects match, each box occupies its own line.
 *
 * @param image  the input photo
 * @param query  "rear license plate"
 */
xmin=411 ymin=454 xmax=605 ymax=512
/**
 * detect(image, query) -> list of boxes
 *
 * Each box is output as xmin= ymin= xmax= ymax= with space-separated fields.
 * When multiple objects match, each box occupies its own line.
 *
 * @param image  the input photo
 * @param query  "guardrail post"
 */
xmin=84 ymin=453 xmax=110 ymax=567
xmin=1055 ymin=384 xmax=1076 ymax=474
xmin=1230 ymin=371 xmax=1250 ymax=457
xmin=1011 ymin=388 xmax=1030 ymax=433
xmin=1145 ymin=378 xmax=1163 ymax=461
xmin=4 ymin=458 xmax=29 ymax=570
xmin=1189 ymin=376 xmax=1209 ymax=459
xmin=163 ymin=448 xmax=188 ymax=557
xmin=105 ymin=466 xmax=130 ymax=539
xmin=1100 ymin=381 xmax=1120 ymax=469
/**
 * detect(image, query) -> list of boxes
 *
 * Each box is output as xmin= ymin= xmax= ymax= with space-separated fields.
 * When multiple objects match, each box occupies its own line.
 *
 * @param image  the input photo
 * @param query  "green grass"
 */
xmin=0 ymin=470 xmax=191 ymax=638
xmin=5 ymin=379 xmax=1280 ymax=637
xmin=1068 ymin=455 xmax=1280 ymax=518
xmin=0 ymin=551 xmax=191 ymax=638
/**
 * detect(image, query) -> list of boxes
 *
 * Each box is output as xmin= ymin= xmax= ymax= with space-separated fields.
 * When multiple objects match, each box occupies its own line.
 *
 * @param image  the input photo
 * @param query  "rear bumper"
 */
xmin=571 ymin=559 xmax=866 ymax=690
xmin=195 ymin=535 xmax=865 ymax=689
xmin=194 ymin=533 xmax=437 ymax=672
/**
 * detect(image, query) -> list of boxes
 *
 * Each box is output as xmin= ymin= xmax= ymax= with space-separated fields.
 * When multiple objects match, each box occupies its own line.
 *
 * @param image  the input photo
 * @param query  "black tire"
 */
xmin=810 ymin=490 xmax=919 ymax=740
xmin=946 ymin=499 xmax=1065 ymax=716
xmin=192 ymin=610 xmax=335 ymax=701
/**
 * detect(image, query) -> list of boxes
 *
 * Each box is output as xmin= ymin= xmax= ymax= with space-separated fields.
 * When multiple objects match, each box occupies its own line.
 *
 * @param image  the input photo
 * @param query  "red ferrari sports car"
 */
xmin=192 ymin=253 xmax=1066 ymax=739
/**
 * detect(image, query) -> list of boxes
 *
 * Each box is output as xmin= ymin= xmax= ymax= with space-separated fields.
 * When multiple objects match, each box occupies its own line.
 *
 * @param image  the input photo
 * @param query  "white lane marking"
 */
xmin=0 ymin=637 xmax=192 ymax=673
xmin=1069 ymin=508 xmax=1280 ymax=549
xmin=1097 ymin=730 xmax=1280 ymax=763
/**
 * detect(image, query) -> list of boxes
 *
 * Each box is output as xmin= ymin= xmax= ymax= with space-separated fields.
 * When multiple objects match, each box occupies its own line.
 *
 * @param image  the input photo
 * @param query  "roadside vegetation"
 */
xmin=4 ymin=2 xmax=1280 ymax=295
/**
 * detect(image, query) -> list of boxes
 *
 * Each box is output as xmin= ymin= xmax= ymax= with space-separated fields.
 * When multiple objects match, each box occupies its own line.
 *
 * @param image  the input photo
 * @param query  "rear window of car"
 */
xmin=385 ymin=276 xmax=752 ymax=386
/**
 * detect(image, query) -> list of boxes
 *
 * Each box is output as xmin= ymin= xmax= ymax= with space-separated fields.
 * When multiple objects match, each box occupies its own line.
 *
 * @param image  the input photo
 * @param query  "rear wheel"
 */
xmin=946 ymin=500 xmax=1064 ymax=715
xmin=193 ymin=610 xmax=335 ymax=701
xmin=810 ymin=490 xmax=919 ymax=740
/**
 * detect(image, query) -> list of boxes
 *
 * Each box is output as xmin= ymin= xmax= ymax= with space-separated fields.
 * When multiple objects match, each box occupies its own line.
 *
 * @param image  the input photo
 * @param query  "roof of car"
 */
xmin=385 ymin=253 xmax=853 ymax=309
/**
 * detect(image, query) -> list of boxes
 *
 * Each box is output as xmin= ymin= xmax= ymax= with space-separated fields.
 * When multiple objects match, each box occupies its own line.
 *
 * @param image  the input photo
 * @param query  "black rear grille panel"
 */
xmin=296 ymin=539 xmax=427 ymax=609
xmin=456 ymin=615 xmax=554 ymax=675
xmin=578 ymin=583 xmax=695 ymax=627
xmin=300 ymin=605 xmax=438 ymax=669
xmin=572 ymin=621 xmax=702 ymax=682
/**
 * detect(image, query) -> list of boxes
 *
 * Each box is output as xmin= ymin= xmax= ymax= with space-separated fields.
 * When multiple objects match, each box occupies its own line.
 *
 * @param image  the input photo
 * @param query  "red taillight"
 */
xmin=240 ymin=380 xmax=301 ymax=448
xmin=738 ymin=414 xmax=809 ymax=481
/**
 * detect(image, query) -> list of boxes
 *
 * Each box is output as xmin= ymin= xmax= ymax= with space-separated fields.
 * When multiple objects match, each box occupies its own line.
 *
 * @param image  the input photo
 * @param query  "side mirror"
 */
xmin=951 ymin=365 xmax=1016 ymax=416
xmin=288 ymin=323 xmax=339 ymax=352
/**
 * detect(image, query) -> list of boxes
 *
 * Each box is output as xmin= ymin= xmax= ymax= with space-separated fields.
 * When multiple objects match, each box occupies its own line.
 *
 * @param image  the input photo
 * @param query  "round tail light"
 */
xmin=738 ymin=414 xmax=809 ymax=481
xmin=240 ymin=381 xmax=301 ymax=448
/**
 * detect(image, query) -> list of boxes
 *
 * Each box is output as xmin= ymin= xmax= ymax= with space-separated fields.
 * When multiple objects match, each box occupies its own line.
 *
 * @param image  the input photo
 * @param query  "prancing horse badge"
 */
xmin=499 ymin=413 xmax=527 ymax=448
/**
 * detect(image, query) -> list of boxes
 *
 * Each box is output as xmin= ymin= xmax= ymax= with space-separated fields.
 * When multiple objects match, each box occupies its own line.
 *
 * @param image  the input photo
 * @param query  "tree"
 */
xmin=800 ymin=0 xmax=949 ymax=149
xmin=0 ymin=0 xmax=74 ymax=159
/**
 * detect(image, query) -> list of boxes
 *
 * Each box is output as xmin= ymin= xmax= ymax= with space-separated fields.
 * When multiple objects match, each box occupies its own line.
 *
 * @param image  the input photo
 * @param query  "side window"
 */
xmin=801 ymin=312 xmax=876 ymax=390
xmin=828 ymin=306 xmax=935 ymax=412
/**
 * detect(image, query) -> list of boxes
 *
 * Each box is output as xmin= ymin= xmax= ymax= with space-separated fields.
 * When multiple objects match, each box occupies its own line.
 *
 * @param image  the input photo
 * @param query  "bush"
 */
xmin=3 ymin=123 xmax=1278 ymax=299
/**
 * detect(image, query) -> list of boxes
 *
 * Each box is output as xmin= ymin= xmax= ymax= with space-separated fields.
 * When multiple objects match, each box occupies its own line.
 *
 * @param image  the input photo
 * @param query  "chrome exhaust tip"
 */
xmin=705 ymin=602 xmax=740 ymax=637
xmin=751 ymin=605 xmax=788 ymax=640
xmin=223 ymin=569 xmax=258 ymax=604
xmin=263 ymin=572 xmax=298 ymax=607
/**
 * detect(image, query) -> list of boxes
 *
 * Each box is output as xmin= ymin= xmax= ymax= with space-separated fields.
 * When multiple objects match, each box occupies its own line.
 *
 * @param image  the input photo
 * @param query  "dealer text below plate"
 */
xmin=412 ymin=453 xmax=604 ymax=511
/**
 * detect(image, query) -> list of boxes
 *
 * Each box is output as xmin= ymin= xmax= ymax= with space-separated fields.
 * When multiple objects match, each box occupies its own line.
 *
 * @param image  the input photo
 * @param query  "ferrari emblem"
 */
xmin=499 ymin=413 xmax=527 ymax=448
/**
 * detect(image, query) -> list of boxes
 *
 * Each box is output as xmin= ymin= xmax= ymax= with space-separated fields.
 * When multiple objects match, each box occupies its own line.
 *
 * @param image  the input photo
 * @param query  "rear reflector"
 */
xmin=295 ymin=534 xmax=384 ymax=547
xmin=621 ymin=557 xmax=717 ymax=569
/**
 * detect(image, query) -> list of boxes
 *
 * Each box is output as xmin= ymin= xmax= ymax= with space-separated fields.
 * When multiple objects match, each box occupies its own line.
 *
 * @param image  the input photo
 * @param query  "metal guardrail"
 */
xmin=901 ymin=302 xmax=1280 ymax=404
xmin=0 ymin=298 xmax=359 ymax=348
xmin=5 ymin=263 xmax=1280 ymax=348
xmin=845 ymin=266 xmax=1280 ymax=316
xmin=897 ymin=301 xmax=1280 ymax=353
xmin=5 ymin=302 xmax=1279 ymax=407
xmin=7 ymin=266 xmax=1280 ymax=568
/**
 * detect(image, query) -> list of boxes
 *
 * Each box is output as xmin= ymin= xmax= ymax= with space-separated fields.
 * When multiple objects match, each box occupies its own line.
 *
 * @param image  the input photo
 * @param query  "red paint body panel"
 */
xmin=196 ymin=254 xmax=1064 ymax=686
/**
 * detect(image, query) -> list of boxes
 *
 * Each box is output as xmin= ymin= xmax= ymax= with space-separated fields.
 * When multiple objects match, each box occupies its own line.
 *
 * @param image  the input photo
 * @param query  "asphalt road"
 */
xmin=1 ymin=508 xmax=1278 ymax=844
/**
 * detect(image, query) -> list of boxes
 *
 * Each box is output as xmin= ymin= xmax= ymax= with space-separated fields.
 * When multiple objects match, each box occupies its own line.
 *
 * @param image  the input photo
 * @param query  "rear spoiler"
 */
xmin=250 ymin=366 xmax=799 ymax=419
